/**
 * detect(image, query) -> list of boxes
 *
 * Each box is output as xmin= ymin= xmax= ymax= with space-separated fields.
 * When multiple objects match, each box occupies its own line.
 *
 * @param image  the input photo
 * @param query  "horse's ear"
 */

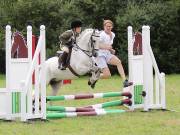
xmin=92 ymin=28 xmax=98 ymax=34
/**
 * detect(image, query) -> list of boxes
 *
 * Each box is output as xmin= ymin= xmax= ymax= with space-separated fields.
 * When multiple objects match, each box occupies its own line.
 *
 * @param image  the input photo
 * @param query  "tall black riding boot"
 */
xmin=58 ymin=52 xmax=68 ymax=70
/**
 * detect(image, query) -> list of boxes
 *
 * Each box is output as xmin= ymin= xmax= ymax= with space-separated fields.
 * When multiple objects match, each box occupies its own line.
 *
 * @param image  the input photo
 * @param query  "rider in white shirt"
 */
xmin=96 ymin=19 xmax=132 ymax=87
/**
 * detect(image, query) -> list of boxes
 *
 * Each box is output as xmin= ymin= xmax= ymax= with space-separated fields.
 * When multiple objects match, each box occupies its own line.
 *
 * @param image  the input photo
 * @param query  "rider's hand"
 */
xmin=110 ymin=49 xmax=116 ymax=54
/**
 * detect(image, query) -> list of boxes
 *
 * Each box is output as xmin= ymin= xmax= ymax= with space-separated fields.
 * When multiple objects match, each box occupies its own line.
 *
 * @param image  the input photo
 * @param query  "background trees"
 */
xmin=0 ymin=0 xmax=180 ymax=74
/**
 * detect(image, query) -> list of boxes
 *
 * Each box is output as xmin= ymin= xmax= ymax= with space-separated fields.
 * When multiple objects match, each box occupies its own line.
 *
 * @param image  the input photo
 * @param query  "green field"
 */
xmin=0 ymin=74 xmax=180 ymax=135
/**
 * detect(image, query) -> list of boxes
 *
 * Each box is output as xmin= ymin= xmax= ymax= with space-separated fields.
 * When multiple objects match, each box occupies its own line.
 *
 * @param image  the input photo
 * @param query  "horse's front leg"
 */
xmin=88 ymin=67 xmax=101 ymax=88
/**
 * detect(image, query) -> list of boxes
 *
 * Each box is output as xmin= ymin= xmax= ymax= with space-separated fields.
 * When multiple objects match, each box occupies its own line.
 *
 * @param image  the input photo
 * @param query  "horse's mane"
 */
xmin=78 ymin=28 xmax=94 ymax=40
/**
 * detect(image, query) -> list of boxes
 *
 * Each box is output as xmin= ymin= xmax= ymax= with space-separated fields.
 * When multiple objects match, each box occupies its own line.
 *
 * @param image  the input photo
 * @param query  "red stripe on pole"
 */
xmin=63 ymin=80 xmax=72 ymax=84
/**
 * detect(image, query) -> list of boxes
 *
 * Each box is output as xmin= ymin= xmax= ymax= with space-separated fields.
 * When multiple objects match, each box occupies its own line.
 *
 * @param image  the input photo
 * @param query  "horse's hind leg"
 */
xmin=50 ymin=80 xmax=63 ymax=96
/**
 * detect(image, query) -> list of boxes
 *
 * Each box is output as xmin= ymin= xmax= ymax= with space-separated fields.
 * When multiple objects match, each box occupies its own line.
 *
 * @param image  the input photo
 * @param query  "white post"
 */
xmin=27 ymin=26 xmax=33 ymax=117
xmin=27 ymin=25 xmax=32 ymax=65
xmin=34 ymin=62 xmax=40 ymax=115
xmin=5 ymin=25 xmax=12 ymax=120
xmin=40 ymin=25 xmax=46 ymax=119
xmin=155 ymin=73 xmax=160 ymax=105
xmin=128 ymin=26 xmax=133 ymax=82
xmin=146 ymin=26 xmax=154 ymax=108
xmin=161 ymin=73 xmax=166 ymax=109
xmin=20 ymin=80 xmax=26 ymax=121
xmin=127 ymin=26 xmax=134 ymax=110
xmin=142 ymin=26 xmax=153 ymax=111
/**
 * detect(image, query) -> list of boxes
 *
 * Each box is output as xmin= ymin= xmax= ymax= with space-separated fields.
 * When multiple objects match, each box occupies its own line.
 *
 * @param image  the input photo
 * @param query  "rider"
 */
xmin=58 ymin=20 xmax=82 ymax=70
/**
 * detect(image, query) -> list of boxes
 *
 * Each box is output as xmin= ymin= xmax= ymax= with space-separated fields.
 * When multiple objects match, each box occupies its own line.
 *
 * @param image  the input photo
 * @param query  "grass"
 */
xmin=0 ymin=74 xmax=180 ymax=135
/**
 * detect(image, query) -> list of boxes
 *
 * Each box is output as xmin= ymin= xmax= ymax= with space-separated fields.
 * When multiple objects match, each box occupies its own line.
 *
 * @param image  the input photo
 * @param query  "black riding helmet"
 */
xmin=71 ymin=20 xmax=82 ymax=29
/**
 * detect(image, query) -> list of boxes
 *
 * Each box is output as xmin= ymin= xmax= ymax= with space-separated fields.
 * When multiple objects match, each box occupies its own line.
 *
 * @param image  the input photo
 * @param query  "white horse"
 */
xmin=45 ymin=29 xmax=101 ymax=95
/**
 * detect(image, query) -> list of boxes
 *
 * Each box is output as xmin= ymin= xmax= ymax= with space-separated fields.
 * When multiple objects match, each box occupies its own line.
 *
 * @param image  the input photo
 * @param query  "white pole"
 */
xmin=39 ymin=25 xmax=46 ymax=119
xmin=142 ymin=25 xmax=154 ymax=111
xmin=155 ymin=73 xmax=160 ymax=105
xmin=27 ymin=26 xmax=33 ymax=117
xmin=5 ymin=25 xmax=12 ymax=120
xmin=128 ymin=26 xmax=133 ymax=82
xmin=34 ymin=61 xmax=40 ymax=115
xmin=20 ymin=80 xmax=26 ymax=121
xmin=127 ymin=26 xmax=134 ymax=110
xmin=27 ymin=25 xmax=32 ymax=64
xmin=24 ymin=36 xmax=43 ymax=93
xmin=161 ymin=73 xmax=166 ymax=109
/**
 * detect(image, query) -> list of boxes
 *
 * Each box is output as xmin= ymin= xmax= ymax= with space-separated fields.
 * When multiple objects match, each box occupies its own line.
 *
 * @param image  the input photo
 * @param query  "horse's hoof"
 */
xmin=88 ymin=80 xmax=91 ymax=85
xmin=90 ymin=80 xmax=97 ymax=89
xmin=91 ymin=84 xmax=95 ymax=89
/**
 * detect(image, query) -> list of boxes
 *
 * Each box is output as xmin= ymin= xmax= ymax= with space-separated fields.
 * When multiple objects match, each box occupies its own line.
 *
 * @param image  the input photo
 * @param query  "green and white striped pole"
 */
xmin=47 ymin=109 xmax=126 ymax=119
xmin=47 ymin=99 xmax=132 ymax=112
xmin=46 ymin=92 xmax=132 ymax=101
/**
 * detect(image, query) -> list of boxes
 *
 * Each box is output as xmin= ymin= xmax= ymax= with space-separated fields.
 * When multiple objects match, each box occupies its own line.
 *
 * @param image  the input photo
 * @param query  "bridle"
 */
xmin=68 ymin=29 xmax=101 ymax=81
xmin=73 ymin=29 xmax=99 ymax=57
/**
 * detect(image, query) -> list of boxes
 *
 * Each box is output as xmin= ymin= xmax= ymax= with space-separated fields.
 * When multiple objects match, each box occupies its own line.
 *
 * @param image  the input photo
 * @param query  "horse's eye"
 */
xmin=93 ymin=40 xmax=96 ymax=43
